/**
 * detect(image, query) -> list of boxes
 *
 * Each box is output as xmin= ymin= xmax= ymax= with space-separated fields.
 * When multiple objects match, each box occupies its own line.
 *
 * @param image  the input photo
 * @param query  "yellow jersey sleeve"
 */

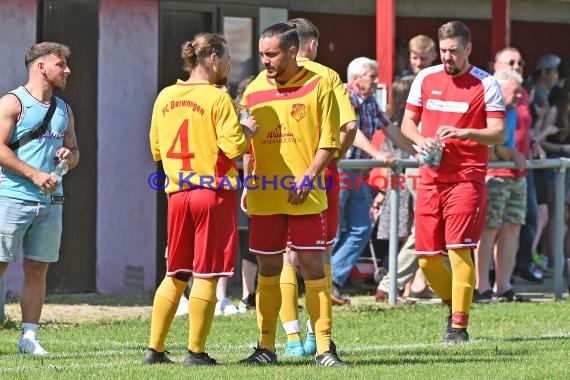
xmin=150 ymin=90 xmax=164 ymax=162
xmin=317 ymin=82 xmax=341 ymax=151
xmin=214 ymin=93 xmax=247 ymax=160
xmin=327 ymin=68 xmax=357 ymax=127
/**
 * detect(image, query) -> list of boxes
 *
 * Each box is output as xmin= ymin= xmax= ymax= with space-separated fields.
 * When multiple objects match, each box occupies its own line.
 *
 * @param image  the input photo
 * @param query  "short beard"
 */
xmin=444 ymin=65 xmax=461 ymax=75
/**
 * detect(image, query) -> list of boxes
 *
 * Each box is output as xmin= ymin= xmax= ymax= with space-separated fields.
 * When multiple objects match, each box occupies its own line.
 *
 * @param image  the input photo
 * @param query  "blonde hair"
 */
xmin=409 ymin=35 xmax=435 ymax=54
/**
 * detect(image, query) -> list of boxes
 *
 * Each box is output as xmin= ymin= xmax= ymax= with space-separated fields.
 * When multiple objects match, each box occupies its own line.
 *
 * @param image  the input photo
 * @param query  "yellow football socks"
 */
xmin=279 ymin=263 xmax=301 ymax=342
xmin=257 ymin=274 xmax=281 ymax=352
xmin=418 ymin=255 xmax=452 ymax=303
xmin=148 ymin=276 xmax=187 ymax=352
xmin=448 ymin=249 xmax=475 ymax=328
xmin=304 ymin=277 xmax=332 ymax=355
xmin=188 ymin=278 xmax=217 ymax=353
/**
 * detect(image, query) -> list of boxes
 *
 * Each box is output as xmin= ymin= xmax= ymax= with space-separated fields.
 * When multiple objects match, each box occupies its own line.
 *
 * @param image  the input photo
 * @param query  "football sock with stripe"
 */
xmin=448 ymin=248 xmax=475 ymax=328
xmin=279 ymin=263 xmax=302 ymax=342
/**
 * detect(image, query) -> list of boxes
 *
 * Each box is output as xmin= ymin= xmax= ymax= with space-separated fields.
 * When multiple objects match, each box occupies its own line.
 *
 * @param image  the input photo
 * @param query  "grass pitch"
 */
xmin=1 ymin=296 xmax=569 ymax=379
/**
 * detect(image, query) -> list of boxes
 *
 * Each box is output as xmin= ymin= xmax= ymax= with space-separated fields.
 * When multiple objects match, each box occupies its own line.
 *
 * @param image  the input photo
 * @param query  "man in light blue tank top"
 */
xmin=0 ymin=42 xmax=79 ymax=355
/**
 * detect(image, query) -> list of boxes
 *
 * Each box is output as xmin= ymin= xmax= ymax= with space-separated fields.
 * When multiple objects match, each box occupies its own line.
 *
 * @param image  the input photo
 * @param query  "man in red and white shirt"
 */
xmin=401 ymin=21 xmax=505 ymax=343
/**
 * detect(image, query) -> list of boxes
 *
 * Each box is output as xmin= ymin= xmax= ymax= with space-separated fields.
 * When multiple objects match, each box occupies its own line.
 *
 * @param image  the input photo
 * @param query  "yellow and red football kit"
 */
xmin=242 ymin=67 xmax=340 ymax=253
xmin=150 ymin=80 xmax=247 ymax=278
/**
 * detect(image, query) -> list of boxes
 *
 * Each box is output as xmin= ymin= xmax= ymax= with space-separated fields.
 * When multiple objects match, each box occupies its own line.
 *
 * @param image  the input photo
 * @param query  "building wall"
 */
xmin=0 ymin=0 xmax=37 ymax=298
xmin=292 ymin=6 xmax=569 ymax=82
xmin=96 ymin=0 xmax=159 ymax=293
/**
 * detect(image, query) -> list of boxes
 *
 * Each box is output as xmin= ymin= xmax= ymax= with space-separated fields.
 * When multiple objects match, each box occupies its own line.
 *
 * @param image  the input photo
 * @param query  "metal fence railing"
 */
xmin=2 ymin=158 xmax=568 ymax=319
xmin=341 ymin=158 xmax=570 ymax=305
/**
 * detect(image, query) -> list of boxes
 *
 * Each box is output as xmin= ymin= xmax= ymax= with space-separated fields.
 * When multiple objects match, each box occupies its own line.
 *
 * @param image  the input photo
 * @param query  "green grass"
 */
xmin=1 ymin=300 xmax=569 ymax=379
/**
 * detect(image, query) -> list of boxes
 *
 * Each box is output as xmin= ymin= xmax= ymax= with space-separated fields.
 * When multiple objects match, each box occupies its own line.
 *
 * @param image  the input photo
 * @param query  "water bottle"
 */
xmin=430 ymin=136 xmax=443 ymax=168
xmin=51 ymin=158 xmax=69 ymax=182
xmin=239 ymin=105 xmax=250 ymax=124
xmin=416 ymin=137 xmax=443 ymax=168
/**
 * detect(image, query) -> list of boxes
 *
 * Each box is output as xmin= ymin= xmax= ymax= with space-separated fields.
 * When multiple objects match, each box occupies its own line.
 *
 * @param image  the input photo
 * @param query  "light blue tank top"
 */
xmin=0 ymin=86 xmax=69 ymax=203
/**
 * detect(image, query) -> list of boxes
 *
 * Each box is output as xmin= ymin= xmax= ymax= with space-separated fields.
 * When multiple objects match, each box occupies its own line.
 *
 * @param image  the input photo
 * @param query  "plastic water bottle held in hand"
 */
xmin=51 ymin=158 xmax=69 ymax=182
xmin=416 ymin=137 xmax=443 ymax=168
xmin=239 ymin=105 xmax=250 ymax=124
xmin=430 ymin=136 xmax=443 ymax=168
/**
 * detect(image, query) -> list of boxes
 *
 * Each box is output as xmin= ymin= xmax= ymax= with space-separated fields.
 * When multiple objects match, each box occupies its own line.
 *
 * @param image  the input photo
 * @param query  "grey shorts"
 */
xmin=485 ymin=176 xmax=527 ymax=228
xmin=0 ymin=195 xmax=62 ymax=263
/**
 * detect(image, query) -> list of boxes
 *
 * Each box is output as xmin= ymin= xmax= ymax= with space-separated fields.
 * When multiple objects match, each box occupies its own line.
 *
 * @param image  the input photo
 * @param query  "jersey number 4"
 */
xmin=166 ymin=119 xmax=195 ymax=171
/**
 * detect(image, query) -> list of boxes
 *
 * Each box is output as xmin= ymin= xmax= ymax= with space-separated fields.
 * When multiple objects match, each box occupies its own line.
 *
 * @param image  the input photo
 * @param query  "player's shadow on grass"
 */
xmin=347 ymin=343 xmax=534 ymax=366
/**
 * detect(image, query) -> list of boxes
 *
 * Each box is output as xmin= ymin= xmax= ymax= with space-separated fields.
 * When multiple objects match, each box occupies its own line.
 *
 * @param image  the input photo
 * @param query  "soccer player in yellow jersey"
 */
xmin=144 ymin=33 xmax=258 ymax=366
xmin=239 ymin=23 xmax=347 ymax=367
xmin=274 ymin=18 xmax=357 ymax=358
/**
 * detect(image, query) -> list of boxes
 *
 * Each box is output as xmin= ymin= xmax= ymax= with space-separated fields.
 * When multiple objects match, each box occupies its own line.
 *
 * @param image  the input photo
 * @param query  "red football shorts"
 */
xmin=324 ymin=161 xmax=340 ymax=246
xmin=249 ymin=213 xmax=327 ymax=255
xmin=166 ymin=189 xmax=238 ymax=278
xmin=414 ymin=181 xmax=486 ymax=256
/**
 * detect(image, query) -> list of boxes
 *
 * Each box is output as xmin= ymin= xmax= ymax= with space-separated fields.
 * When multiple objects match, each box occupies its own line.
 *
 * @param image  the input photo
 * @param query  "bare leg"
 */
xmin=475 ymin=228 xmax=498 ymax=292
xmin=216 ymin=277 xmax=228 ymax=300
xmin=494 ymin=222 xmax=521 ymax=294
xmin=21 ymin=259 xmax=49 ymax=323
xmin=533 ymin=204 xmax=548 ymax=254
xmin=409 ymin=268 xmax=428 ymax=293
xmin=241 ymin=259 xmax=258 ymax=299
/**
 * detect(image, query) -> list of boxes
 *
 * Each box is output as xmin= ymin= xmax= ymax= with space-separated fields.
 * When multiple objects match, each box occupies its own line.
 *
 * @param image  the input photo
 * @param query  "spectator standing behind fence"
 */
xmin=144 ymin=33 xmax=257 ymax=366
xmin=530 ymin=54 xmax=561 ymax=273
xmin=405 ymin=35 xmax=438 ymax=80
xmin=0 ymin=42 xmax=79 ymax=355
xmin=239 ymin=23 xmax=347 ymax=367
xmin=331 ymin=57 xmax=411 ymax=303
xmin=373 ymin=78 xmax=415 ymax=241
xmin=537 ymin=65 xmax=570 ymax=263
xmin=375 ymin=34 xmax=439 ymax=302
xmin=493 ymin=48 xmax=550 ymax=284
xmin=475 ymin=69 xmax=527 ymax=303
xmin=401 ymin=21 xmax=505 ymax=343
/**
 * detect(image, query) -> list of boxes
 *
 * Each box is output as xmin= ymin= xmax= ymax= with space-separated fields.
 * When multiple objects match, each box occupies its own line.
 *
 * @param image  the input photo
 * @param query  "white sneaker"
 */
xmin=214 ymin=297 xmax=239 ymax=316
xmin=223 ymin=302 xmax=239 ymax=316
xmin=175 ymin=295 xmax=189 ymax=316
xmin=18 ymin=331 xmax=48 ymax=356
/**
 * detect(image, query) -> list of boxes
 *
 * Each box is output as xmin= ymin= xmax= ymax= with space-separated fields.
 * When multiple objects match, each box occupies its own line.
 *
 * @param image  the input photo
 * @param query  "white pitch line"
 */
xmin=1 ymin=332 xmax=568 ymax=372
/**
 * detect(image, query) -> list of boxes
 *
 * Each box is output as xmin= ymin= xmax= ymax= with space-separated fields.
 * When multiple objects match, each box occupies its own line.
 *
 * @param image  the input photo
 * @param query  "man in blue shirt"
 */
xmin=0 ymin=42 xmax=79 ymax=355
